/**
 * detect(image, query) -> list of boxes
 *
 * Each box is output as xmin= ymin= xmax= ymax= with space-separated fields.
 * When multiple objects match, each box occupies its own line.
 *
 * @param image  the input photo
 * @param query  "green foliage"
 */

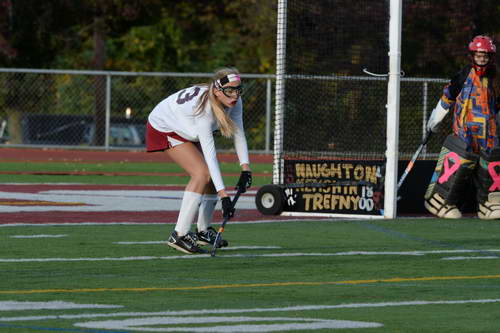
xmin=53 ymin=75 xmax=94 ymax=115
xmin=402 ymin=1 xmax=500 ymax=77
xmin=1 ymin=1 xmax=500 ymax=77
xmin=111 ymin=76 xmax=165 ymax=119
xmin=0 ymin=0 xmax=276 ymax=74
xmin=1 ymin=1 xmax=500 ymax=151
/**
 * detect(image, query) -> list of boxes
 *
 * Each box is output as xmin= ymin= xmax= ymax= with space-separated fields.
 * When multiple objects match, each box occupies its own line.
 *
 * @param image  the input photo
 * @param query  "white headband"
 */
xmin=215 ymin=74 xmax=241 ymax=88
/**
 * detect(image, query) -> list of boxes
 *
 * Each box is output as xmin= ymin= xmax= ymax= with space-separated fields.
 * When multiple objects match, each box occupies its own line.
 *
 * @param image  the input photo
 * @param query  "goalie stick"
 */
xmin=210 ymin=188 xmax=243 ymax=257
xmin=397 ymin=131 xmax=432 ymax=193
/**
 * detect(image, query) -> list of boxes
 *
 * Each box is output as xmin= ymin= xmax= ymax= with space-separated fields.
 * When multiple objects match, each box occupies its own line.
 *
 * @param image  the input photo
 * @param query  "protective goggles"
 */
xmin=215 ymin=74 xmax=243 ymax=97
xmin=218 ymin=85 xmax=243 ymax=98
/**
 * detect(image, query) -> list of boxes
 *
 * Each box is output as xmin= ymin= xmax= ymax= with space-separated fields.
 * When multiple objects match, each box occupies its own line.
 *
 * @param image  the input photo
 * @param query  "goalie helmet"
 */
xmin=468 ymin=35 xmax=496 ymax=53
xmin=468 ymin=35 xmax=496 ymax=76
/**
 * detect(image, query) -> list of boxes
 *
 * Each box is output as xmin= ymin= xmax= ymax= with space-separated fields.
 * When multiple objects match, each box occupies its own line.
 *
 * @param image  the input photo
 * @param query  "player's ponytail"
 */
xmin=195 ymin=68 xmax=238 ymax=138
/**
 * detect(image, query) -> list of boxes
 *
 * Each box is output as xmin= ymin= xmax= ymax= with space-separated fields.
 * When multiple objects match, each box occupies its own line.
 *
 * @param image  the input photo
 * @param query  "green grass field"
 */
xmin=0 ymin=161 xmax=273 ymax=186
xmin=1 ymin=159 xmax=500 ymax=332
xmin=1 ymin=220 xmax=500 ymax=332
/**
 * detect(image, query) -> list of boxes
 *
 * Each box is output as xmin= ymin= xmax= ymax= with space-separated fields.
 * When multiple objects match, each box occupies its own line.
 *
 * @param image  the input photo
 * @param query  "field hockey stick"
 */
xmin=210 ymin=188 xmax=243 ymax=257
xmin=397 ymin=130 xmax=432 ymax=194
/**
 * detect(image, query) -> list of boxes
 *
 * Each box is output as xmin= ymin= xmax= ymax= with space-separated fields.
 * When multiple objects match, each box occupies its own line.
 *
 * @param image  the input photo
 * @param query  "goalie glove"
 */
xmin=426 ymin=101 xmax=449 ymax=133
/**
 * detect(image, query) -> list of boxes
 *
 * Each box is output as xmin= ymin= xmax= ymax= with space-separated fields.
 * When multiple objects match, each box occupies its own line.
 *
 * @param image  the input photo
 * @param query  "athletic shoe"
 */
xmin=167 ymin=231 xmax=207 ymax=254
xmin=196 ymin=226 xmax=229 ymax=248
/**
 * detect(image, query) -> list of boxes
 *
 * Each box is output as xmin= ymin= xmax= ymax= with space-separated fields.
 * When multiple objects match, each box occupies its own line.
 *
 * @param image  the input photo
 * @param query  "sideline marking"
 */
xmin=2 ymin=249 xmax=500 ymax=263
xmin=1 ymin=274 xmax=500 ymax=295
xmin=10 ymin=234 xmax=67 ymax=239
xmin=75 ymin=316 xmax=382 ymax=331
xmin=113 ymin=241 xmax=282 ymax=250
xmin=442 ymin=256 xmax=499 ymax=260
xmin=0 ymin=219 xmax=326 ymax=227
xmin=114 ymin=241 xmax=167 ymax=245
xmin=0 ymin=323 xmax=120 ymax=333
xmin=0 ymin=200 xmax=86 ymax=206
xmin=1 ymin=299 xmax=499 ymax=322
xmin=0 ymin=301 xmax=121 ymax=311
xmin=354 ymin=221 xmax=500 ymax=259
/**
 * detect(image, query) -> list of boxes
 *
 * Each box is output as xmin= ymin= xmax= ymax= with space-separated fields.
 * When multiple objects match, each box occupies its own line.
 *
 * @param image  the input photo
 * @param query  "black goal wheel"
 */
xmin=255 ymin=184 xmax=286 ymax=215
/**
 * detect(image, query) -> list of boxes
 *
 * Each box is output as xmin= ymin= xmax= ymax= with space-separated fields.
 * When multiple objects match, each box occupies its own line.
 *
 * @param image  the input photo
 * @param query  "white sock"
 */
xmin=196 ymin=194 xmax=218 ymax=232
xmin=175 ymin=191 xmax=202 ymax=236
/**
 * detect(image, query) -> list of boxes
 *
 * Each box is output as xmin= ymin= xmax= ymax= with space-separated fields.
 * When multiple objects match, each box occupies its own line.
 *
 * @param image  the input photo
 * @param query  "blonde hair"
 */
xmin=195 ymin=67 xmax=239 ymax=138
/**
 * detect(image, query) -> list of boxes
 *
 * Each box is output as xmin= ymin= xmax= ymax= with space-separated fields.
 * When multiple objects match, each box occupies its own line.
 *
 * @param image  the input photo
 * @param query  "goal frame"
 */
xmin=273 ymin=0 xmax=402 ymax=219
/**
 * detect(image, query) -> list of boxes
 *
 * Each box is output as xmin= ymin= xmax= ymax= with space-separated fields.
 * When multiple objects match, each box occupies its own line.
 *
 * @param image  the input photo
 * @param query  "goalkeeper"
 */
xmin=425 ymin=35 xmax=500 ymax=219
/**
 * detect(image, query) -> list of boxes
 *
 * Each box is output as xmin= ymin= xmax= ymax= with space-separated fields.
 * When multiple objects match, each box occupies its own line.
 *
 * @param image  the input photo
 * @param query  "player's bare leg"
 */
xmin=164 ymin=142 xmax=211 ymax=254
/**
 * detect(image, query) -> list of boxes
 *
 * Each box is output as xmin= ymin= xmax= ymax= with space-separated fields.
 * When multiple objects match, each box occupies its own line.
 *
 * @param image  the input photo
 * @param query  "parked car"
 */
xmin=20 ymin=114 xmax=145 ymax=147
xmin=83 ymin=122 xmax=145 ymax=147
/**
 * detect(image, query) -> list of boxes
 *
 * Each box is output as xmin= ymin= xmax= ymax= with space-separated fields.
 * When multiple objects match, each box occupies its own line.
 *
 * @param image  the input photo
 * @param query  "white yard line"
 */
xmin=113 ymin=241 xmax=281 ymax=250
xmin=0 ymin=219 xmax=338 ymax=227
xmin=75 ymin=316 xmax=382 ymax=331
xmin=0 ymin=301 xmax=121 ymax=311
xmin=441 ymin=256 xmax=500 ymax=260
xmin=10 ymin=234 xmax=67 ymax=238
xmin=0 ymin=299 xmax=498 ymax=322
xmin=2 ymin=249 xmax=499 ymax=263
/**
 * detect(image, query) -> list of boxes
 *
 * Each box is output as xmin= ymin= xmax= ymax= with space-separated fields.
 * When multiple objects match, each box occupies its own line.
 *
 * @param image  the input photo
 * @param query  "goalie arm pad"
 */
xmin=426 ymin=101 xmax=449 ymax=133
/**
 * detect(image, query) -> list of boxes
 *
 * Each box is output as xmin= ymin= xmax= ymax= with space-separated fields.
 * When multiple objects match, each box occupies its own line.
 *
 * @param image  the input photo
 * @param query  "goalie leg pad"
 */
xmin=475 ymin=148 xmax=500 ymax=219
xmin=424 ymin=135 xmax=478 ymax=217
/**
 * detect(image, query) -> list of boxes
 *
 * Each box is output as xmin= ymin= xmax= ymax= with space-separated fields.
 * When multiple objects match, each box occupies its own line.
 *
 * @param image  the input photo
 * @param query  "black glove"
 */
xmin=236 ymin=171 xmax=252 ymax=193
xmin=221 ymin=197 xmax=235 ymax=219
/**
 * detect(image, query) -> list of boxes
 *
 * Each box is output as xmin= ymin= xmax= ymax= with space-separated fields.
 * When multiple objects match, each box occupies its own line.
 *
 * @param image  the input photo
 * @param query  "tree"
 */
xmin=0 ymin=0 xmax=166 ymax=144
xmin=402 ymin=0 xmax=500 ymax=77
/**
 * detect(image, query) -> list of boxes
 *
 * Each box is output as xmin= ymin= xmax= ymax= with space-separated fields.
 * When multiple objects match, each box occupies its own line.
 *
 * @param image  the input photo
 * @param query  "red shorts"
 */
xmin=146 ymin=122 xmax=190 ymax=152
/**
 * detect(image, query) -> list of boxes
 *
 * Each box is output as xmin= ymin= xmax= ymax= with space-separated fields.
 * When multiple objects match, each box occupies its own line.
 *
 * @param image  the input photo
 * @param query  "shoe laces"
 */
xmin=183 ymin=232 xmax=198 ymax=247
xmin=206 ymin=227 xmax=217 ymax=238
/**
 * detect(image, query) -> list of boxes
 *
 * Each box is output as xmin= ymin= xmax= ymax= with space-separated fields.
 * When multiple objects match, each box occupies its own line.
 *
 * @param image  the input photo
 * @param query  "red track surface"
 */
xmin=0 ymin=149 xmax=298 ymax=225
xmin=0 ymin=183 xmax=295 ymax=225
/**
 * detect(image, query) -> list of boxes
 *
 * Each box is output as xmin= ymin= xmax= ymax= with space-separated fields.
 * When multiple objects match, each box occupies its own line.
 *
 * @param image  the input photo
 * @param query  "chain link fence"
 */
xmin=0 ymin=69 xmax=275 ymax=153
xmin=0 ymin=68 xmax=448 ymax=157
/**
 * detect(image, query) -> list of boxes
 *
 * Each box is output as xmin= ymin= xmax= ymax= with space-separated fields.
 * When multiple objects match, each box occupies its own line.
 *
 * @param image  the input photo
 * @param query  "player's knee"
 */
xmin=191 ymin=169 xmax=211 ymax=186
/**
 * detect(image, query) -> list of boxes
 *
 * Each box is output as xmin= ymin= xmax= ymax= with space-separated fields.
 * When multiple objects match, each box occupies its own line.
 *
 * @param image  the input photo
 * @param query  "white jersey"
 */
xmin=148 ymin=86 xmax=250 ymax=192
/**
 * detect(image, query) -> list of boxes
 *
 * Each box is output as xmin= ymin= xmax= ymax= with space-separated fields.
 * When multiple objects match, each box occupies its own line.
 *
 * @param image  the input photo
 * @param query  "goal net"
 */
xmin=274 ymin=0 xmax=392 ymax=218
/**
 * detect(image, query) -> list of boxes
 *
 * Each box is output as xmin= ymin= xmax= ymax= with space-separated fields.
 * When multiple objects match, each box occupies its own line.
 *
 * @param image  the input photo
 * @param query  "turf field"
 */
xmin=0 ymin=161 xmax=273 ymax=186
xmin=2 ymin=220 xmax=500 ymax=332
xmin=1 ymin=150 xmax=500 ymax=332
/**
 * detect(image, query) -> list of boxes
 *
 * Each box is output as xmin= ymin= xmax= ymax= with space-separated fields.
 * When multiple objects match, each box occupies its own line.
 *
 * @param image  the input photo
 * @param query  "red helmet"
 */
xmin=468 ymin=35 xmax=496 ymax=53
